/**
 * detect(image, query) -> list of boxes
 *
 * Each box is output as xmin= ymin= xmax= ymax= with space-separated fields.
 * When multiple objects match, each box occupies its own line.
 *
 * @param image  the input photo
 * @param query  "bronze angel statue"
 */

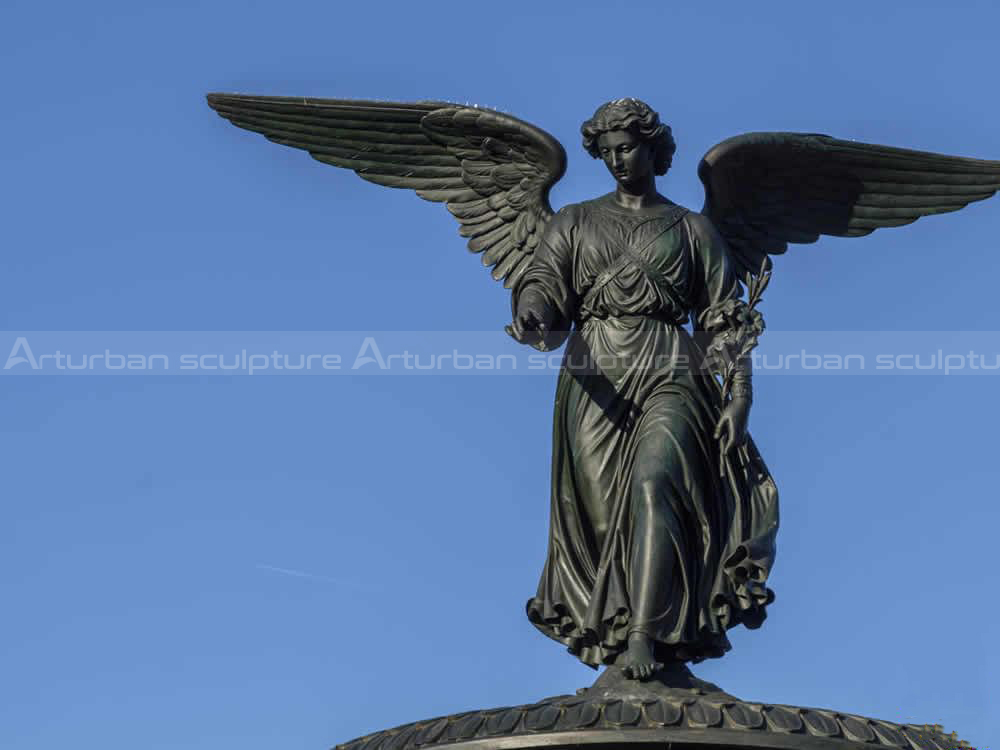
xmin=207 ymin=94 xmax=1000 ymax=681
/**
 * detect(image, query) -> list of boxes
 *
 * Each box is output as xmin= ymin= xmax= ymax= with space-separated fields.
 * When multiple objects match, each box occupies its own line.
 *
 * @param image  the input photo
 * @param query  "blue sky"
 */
xmin=2 ymin=1 xmax=998 ymax=748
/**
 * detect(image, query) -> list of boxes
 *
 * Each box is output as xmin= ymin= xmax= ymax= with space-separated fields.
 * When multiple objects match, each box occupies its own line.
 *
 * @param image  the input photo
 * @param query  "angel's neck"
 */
xmin=613 ymin=182 xmax=664 ymax=212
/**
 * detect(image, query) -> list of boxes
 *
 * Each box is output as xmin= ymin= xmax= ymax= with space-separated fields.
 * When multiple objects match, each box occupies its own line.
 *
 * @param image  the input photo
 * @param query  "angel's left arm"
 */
xmin=688 ymin=213 xmax=761 ymax=405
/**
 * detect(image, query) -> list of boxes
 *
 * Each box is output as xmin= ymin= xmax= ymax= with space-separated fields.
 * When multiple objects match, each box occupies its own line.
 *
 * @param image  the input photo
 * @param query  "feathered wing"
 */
xmin=206 ymin=94 xmax=567 ymax=288
xmin=698 ymin=132 xmax=1000 ymax=278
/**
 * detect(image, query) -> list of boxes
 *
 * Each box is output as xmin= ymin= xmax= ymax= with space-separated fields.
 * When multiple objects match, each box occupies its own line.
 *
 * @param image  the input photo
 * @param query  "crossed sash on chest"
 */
xmin=577 ymin=205 xmax=690 ymax=325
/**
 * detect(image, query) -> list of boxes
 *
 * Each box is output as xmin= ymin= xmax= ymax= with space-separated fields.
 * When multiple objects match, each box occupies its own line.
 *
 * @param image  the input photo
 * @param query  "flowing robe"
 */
xmin=515 ymin=193 xmax=778 ymax=667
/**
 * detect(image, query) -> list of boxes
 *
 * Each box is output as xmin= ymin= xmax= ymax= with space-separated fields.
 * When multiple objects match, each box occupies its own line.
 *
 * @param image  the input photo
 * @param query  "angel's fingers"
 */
xmin=721 ymin=429 xmax=734 ymax=454
xmin=713 ymin=419 xmax=725 ymax=441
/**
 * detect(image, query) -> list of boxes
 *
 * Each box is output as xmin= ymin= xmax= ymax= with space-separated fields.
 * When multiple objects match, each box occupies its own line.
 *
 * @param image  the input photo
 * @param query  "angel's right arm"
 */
xmin=510 ymin=208 xmax=578 ymax=351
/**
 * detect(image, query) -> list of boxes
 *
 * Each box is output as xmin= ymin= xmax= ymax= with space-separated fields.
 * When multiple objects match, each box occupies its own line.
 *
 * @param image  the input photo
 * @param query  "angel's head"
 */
xmin=581 ymin=98 xmax=675 ymax=188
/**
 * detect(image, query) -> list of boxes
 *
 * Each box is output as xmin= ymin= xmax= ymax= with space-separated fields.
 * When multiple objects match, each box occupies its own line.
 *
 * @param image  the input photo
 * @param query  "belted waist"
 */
xmin=576 ymin=309 xmax=689 ymax=327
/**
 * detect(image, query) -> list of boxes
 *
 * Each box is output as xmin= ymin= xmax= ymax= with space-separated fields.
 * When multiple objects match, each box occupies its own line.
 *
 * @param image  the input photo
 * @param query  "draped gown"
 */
xmin=514 ymin=193 xmax=779 ymax=667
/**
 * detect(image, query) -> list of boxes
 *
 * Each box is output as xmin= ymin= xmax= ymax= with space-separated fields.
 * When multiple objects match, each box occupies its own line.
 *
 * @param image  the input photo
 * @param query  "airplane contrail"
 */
xmin=255 ymin=563 xmax=377 ymax=590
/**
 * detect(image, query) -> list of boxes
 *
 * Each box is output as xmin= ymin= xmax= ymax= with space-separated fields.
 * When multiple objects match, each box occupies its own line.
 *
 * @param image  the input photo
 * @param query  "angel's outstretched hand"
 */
xmin=507 ymin=294 xmax=553 ymax=347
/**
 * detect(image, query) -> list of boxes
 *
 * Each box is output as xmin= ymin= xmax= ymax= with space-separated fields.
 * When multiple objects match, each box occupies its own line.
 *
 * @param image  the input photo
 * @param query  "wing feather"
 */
xmin=414 ymin=188 xmax=483 ymax=203
xmin=457 ymin=214 xmax=507 ymax=237
xmin=211 ymin=112 xmax=438 ymax=145
xmin=490 ymin=246 xmax=523 ymax=281
xmin=699 ymin=132 xmax=1000 ymax=277
xmin=482 ymin=238 xmax=516 ymax=266
xmin=207 ymin=93 xmax=566 ymax=288
xmin=505 ymin=254 xmax=534 ymax=288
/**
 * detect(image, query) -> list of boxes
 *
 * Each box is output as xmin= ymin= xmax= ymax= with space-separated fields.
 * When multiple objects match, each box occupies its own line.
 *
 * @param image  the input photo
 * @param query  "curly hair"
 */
xmin=581 ymin=98 xmax=676 ymax=176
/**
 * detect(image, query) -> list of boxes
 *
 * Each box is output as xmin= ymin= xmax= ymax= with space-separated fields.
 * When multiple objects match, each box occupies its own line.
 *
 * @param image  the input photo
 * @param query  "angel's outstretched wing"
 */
xmin=206 ymin=94 xmax=566 ymax=288
xmin=698 ymin=132 xmax=1000 ymax=278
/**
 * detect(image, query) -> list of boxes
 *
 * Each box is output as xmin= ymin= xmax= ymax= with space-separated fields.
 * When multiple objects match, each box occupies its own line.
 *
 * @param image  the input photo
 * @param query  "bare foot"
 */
xmin=621 ymin=631 xmax=663 ymax=681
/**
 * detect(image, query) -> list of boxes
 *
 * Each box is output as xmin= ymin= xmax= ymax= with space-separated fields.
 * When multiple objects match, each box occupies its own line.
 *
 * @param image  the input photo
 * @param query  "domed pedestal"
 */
xmin=333 ymin=665 xmax=966 ymax=750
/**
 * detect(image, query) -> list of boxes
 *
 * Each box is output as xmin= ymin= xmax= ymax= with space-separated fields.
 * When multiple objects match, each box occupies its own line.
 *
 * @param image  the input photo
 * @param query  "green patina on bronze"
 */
xmin=207 ymin=92 xmax=998 ymax=744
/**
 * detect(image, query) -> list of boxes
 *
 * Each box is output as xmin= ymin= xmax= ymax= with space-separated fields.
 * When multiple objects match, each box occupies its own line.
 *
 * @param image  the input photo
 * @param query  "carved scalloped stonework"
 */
xmin=335 ymin=692 xmax=969 ymax=750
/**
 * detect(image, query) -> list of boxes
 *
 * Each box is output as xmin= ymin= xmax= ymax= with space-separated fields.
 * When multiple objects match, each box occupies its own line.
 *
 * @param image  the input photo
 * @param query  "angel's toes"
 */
xmin=640 ymin=662 xmax=664 ymax=681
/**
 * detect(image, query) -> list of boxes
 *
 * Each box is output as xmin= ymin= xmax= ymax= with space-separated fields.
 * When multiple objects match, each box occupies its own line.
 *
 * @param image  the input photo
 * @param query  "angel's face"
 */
xmin=597 ymin=129 xmax=654 ymax=189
